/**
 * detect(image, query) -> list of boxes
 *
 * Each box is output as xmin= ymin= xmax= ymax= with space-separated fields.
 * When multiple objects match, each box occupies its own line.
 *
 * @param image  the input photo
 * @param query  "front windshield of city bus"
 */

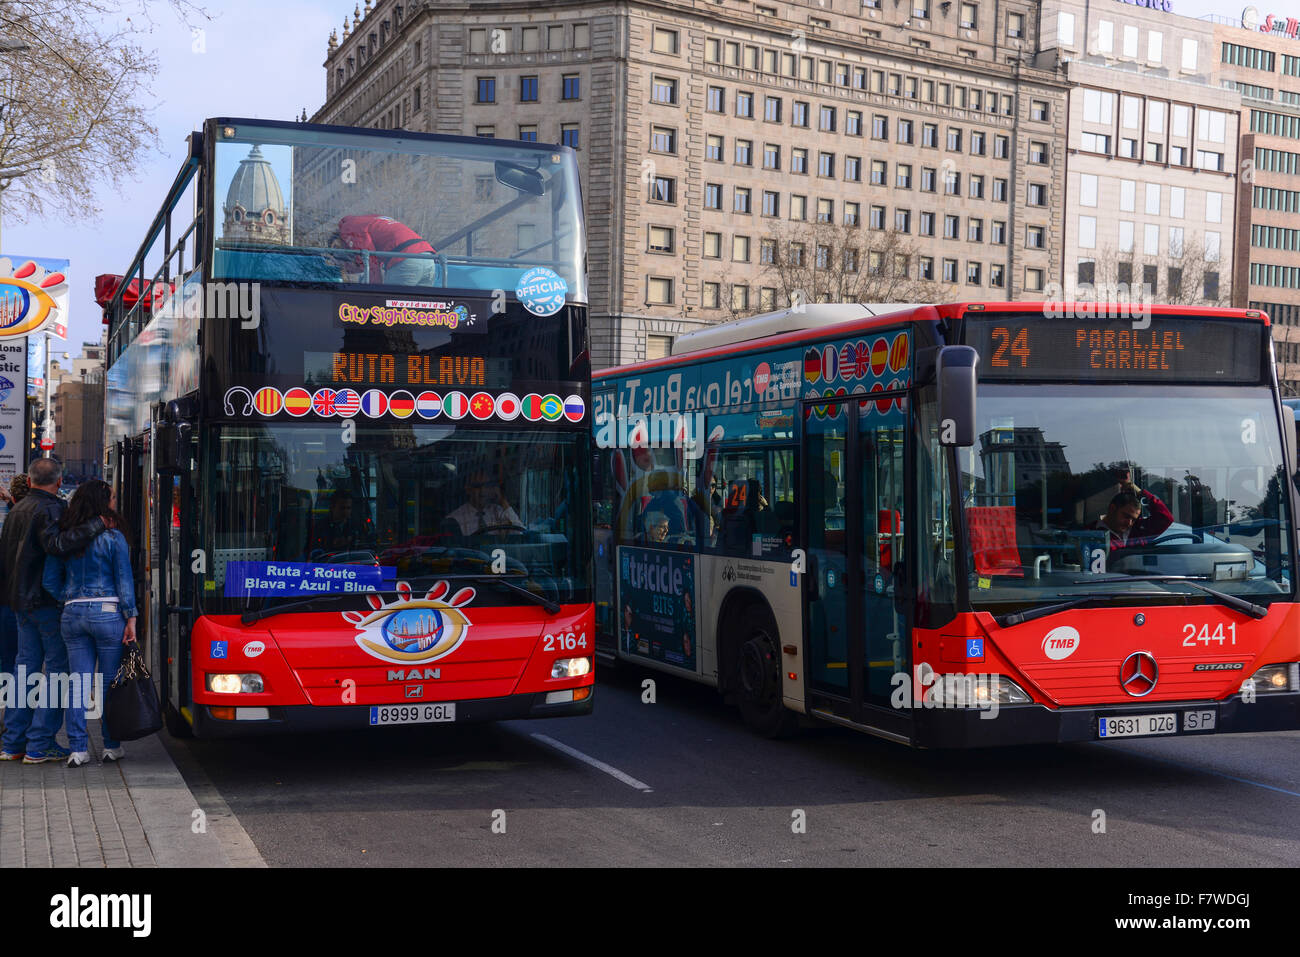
xmin=208 ymin=121 xmax=585 ymax=302
xmin=204 ymin=424 xmax=591 ymax=611
xmin=956 ymin=386 xmax=1294 ymax=612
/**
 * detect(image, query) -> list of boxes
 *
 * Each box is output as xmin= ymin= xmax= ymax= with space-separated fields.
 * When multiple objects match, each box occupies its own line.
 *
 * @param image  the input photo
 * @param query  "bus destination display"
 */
xmin=969 ymin=317 xmax=1263 ymax=383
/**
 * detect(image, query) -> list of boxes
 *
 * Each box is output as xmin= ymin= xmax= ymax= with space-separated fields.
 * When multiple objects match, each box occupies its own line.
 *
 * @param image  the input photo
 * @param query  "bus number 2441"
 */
xmin=1182 ymin=623 xmax=1237 ymax=647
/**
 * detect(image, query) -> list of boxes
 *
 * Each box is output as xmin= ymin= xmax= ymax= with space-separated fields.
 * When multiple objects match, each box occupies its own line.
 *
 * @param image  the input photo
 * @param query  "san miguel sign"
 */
xmin=1242 ymin=7 xmax=1300 ymax=39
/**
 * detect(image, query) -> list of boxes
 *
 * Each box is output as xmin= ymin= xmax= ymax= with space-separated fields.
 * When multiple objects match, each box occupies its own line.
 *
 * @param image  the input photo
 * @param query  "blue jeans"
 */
xmin=1 ymin=606 xmax=66 ymax=754
xmin=62 ymin=604 xmax=129 ymax=751
xmin=0 ymin=606 xmax=16 ymax=686
xmin=384 ymin=257 xmax=438 ymax=286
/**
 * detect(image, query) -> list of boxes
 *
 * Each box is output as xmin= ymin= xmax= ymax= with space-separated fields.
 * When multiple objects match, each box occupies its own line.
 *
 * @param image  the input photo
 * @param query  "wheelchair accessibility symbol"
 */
xmin=967 ymin=639 xmax=984 ymax=659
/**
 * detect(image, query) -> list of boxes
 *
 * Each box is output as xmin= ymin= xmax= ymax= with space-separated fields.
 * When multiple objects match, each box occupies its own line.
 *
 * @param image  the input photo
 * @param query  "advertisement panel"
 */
xmin=0 ymin=338 xmax=27 ymax=525
xmin=619 ymin=545 xmax=696 ymax=671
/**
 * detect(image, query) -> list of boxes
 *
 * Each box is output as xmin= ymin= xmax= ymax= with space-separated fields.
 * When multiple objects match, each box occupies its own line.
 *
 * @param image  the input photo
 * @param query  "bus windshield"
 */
xmin=956 ymin=385 xmax=1294 ymax=609
xmin=206 ymin=424 xmax=591 ymax=610
xmin=209 ymin=121 xmax=585 ymax=301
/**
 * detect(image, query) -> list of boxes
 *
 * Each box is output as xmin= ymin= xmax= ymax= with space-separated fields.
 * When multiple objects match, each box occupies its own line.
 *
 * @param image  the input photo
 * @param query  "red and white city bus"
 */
xmin=102 ymin=118 xmax=593 ymax=736
xmin=594 ymin=302 xmax=1300 ymax=746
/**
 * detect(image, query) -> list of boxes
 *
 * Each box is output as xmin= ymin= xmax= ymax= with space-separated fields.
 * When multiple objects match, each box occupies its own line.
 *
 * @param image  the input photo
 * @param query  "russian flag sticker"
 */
xmin=360 ymin=389 xmax=388 ymax=418
xmin=389 ymin=390 xmax=415 ymax=419
xmin=469 ymin=392 xmax=495 ymax=420
xmin=563 ymin=395 xmax=585 ymax=422
xmin=443 ymin=391 xmax=469 ymax=419
xmin=415 ymin=391 xmax=441 ymax=419
xmin=334 ymin=389 xmax=361 ymax=417
xmin=495 ymin=392 xmax=520 ymax=421
xmin=283 ymin=388 xmax=312 ymax=417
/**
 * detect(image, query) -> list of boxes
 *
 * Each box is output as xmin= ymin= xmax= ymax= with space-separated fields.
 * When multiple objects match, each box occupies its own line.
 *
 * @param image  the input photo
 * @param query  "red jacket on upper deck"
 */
xmin=1091 ymin=488 xmax=1174 ymax=552
xmin=335 ymin=216 xmax=435 ymax=282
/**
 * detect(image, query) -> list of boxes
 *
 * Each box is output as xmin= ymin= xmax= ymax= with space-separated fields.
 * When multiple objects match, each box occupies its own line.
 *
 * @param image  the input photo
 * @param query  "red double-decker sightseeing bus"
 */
xmin=102 ymin=118 xmax=592 ymax=736
xmin=594 ymin=302 xmax=1300 ymax=746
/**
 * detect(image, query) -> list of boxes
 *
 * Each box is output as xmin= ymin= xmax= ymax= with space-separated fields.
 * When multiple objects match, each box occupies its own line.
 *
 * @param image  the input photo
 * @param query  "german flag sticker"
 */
xmin=389 ymin=390 xmax=415 ymax=419
xmin=254 ymin=387 xmax=283 ymax=416
xmin=283 ymin=388 xmax=312 ymax=417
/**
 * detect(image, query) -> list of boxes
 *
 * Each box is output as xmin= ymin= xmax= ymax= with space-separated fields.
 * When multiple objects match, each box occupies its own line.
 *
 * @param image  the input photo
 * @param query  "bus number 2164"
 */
xmin=544 ymin=632 xmax=588 ymax=651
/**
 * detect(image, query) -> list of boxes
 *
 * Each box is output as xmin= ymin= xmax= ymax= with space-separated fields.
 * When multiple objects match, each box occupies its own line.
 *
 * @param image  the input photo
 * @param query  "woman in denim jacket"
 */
xmin=42 ymin=480 xmax=137 ymax=767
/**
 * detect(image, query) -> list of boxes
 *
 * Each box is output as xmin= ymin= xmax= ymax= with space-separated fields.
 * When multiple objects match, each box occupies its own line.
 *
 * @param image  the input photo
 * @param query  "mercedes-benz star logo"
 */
xmin=1119 ymin=652 xmax=1158 ymax=697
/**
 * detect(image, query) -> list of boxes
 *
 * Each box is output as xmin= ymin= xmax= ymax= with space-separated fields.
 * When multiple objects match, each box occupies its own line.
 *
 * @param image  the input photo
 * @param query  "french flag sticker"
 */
xmin=415 ymin=391 xmax=441 ymax=419
xmin=360 ymin=389 xmax=388 ymax=418
xmin=495 ymin=392 xmax=521 ymax=421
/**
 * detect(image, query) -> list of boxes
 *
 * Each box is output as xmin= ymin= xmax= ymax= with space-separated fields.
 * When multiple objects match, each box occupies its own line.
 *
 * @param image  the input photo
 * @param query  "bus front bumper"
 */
xmin=185 ymin=688 xmax=594 ymax=737
xmin=911 ymin=692 xmax=1300 ymax=748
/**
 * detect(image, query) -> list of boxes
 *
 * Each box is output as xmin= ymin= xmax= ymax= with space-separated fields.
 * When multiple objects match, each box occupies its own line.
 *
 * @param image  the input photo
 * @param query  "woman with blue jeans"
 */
xmin=42 ymin=480 xmax=137 ymax=767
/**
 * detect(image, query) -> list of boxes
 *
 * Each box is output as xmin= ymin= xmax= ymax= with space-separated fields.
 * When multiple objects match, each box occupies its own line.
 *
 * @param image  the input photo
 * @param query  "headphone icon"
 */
xmin=223 ymin=386 xmax=253 ymax=416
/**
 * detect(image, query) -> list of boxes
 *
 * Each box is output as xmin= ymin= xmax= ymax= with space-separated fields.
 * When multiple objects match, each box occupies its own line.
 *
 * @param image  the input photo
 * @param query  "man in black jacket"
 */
xmin=0 ymin=458 xmax=106 ymax=763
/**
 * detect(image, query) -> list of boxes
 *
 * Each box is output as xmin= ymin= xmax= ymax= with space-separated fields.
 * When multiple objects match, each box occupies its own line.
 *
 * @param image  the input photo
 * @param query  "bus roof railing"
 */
xmin=670 ymin=302 xmax=927 ymax=356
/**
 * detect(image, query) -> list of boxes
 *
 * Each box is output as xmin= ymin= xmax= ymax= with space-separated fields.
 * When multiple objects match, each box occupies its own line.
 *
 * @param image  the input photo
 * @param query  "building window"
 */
xmin=737 ymin=91 xmax=754 ymax=119
xmin=990 ymin=264 xmax=1005 ymax=288
xmin=520 ymin=76 xmax=538 ymax=102
xmin=764 ymin=144 xmax=781 ymax=170
xmin=921 ymin=167 xmax=936 ymax=192
xmin=1027 ymin=183 xmax=1046 ymax=206
xmin=651 ymin=126 xmax=677 ymax=154
xmin=734 ymin=187 xmax=752 ymax=213
xmin=896 ymin=209 xmax=911 ymax=233
xmin=793 ymin=102 xmax=809 ymax=127
xmin=518 ymin=125 xmax=538 ymax=142
xmin=846 ymin=111 xmax=863 ymax=137
xmin=872 ymin=114 xmax=888 ymax=140
xmin=765 ymin=96 xmax=782 ymax=122
xmin=817 ymin=198 xmax=834 ymax=223
xmin=562 ymin=74 xmax=581 ymax=100
xmin=993 ymin=178 xmax=1007 ymax=202
xmin=897 ymin=163 xmax=912 ymax=189
xmin=1031 ymin=100 xmax=1048 ymax=122
xmin=943 ymin=259 xmax=959 ymax=283
xmin=475 ymin=125 xmax=495 ymax=138
xmin=760 ymin=287 xmax=777 ymax=311
xmin=760 ymin=238 xmax=777 ymax=264
xmin=706 ymin=134 xmax=723 ymax=162
xmin=818 ymin=151 xmax=835 ymax=177
xmin=947 ymin=128 xmax=963 ymax=151
xmin=871 ymin=160 xmax=887 ymax=186
xmin=820 ymin=106 xmax=837 ymax=132
xmin=960 ymin=2 xmax=978 ymax=29
xmin=731 ymin=285 xmax=750 ymax=312
xmin=652 ymin=176 xmax=677 ymax=203
xmin=651 ymin=76 xmax=678 ymax=104
xmin=969 ymin=175 xmax=984 ymax=199
xmin=845 ymin=156 xmax=862 ymax=182
xmin=762 ymin=191 xmax=779 ymax=216
xmin=920 ymin=257 xmax=934 ymax=280
xmin=652 ymin=27 xmax=679 ymax=55
xmin=477 ymin=77 xmax=496 ymax=103
xmin=1029 ymin=141 xmax=1048 ymax=164
xmin=870 ymin=205 xmax=886 ymax=229
xmin=920 ymin=212 xmax=935 ymax=237
xmin=733 ymin=235 xmax=751 ymax=262
xmin=736 ymin=140 xmax=753 ymax=165
xmin=1026 ymin=225 xmax=1045 ymax=249
xmin=967 ymin=262 xmax=982 ymax=285
xmin=944 ymin=171 xmax=961 ymax=195
xmin=922 ymin=123 xmax=938 ymax=148
xmin=845 ymin=202 xmax=860 ymax=227
xmin=561 ymin=124 xmax=579 ymax=148
xmin=897 ymin=119 xmax=913 ymax=145
xmin=971 ymin=131 xmax=986 ymax=156
xmin=703 ymin=232 xmax=721 ymax=258
xmin=648 ymin=225 xmax=675 ymax=253
xmin=1079 ymin=215 xmax=1096 ymax=249
xmin=994 ymin=135 xmax=1009 ymax=159
xmin=791 ymin=195 xmax=807 ymax=220
xmin=647 ymin=277 xmax=673 ymax=305
xmin=991 ymin=221 xmax=1006 ymax=244
xmin=647 ymin=335 xmax=674 ymax=360
xmin=792 ymin=148 xmax=808 ymax=174
xmin=707 ymin=86 xmax=724 ymax=113
xmin=1008 ymin=12 xmax=1024 ymax=38
xmin=944 ymin=215 xmax=960 ymax=240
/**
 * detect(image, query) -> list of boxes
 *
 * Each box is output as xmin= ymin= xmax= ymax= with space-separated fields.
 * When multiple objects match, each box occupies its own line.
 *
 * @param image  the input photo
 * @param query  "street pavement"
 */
xmin=3 ymin=663 xmax=1297 ymax=867
xmin=0 ymin=715 xmax=262 ymax=868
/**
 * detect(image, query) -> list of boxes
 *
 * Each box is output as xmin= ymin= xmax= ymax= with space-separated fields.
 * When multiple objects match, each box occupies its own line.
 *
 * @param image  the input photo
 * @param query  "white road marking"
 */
xmin=530 ymin=733 xmax=653 ymax=792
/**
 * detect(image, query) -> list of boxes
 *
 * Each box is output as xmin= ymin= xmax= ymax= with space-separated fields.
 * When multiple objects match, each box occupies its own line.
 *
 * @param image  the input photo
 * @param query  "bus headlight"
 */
xmin=1246 ymin=664 xmax=1297 ymax=693
xmin=551 ymin=657 xmax=591 ymax=679
xmin=207 ymin=673 xmax=264 ymax=694
xmin=925 ymin=673 xmax=1032 ymax=707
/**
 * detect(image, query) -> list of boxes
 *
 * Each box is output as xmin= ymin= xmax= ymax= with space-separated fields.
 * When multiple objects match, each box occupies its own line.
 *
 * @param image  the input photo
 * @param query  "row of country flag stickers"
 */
xmin=229 ymin=385 xmax=585 ymax=423
xmin=803 ymin=378 xmax=911 ymax=418
xmin=804 ymin=332 xmax=909 ymax=386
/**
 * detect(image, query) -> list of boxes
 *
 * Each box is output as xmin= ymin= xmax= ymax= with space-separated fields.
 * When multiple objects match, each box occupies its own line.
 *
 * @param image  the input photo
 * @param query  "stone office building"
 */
xmin=315 ymin=0 xmax=1070 ymax=368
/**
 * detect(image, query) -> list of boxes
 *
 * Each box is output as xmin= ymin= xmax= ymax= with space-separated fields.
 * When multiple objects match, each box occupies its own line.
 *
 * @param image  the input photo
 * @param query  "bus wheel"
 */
xmin=164 ymin=703 xmax=194 ymax=739
xmin=733 ymin=605 xmax=796 ymax=738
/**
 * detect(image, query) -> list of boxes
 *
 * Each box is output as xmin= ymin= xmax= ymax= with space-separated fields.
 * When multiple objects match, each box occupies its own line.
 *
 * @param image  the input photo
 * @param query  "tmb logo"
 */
xmin=1042 ymin=626 xmax=1080 ymax=661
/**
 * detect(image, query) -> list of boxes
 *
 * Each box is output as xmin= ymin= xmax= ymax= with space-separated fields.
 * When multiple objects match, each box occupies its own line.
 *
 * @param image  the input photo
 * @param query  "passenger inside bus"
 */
xmin=327 ymin=215 xmax=438 ymax=285
xmin=309 ymin=490 xmax=375 ymax=558
xmin=443 ymin=470 xmax=523 ymax=537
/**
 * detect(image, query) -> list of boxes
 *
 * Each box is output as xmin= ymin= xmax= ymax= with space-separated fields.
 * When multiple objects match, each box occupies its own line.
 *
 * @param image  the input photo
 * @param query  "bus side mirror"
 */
xmin=937 ymin=346 xmax=978 ymax=447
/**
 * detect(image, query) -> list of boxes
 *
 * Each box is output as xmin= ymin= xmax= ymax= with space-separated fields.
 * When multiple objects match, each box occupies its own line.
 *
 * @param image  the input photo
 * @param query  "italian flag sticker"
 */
xmin=443 ymin=391 xmax=469 ymax=419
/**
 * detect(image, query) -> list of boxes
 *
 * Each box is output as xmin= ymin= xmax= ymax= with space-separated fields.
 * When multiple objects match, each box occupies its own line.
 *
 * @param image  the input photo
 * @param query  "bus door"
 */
xmin=114 ymin=437 xmax=154 ymax=674
xmin=151 ymin=414 xmax=195 ymax=720
xmin=804 ymin=393 xmax=911 ymax=731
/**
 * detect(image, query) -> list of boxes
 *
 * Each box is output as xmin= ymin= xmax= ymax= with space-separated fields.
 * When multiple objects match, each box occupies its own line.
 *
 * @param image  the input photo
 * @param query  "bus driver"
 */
xmin=1092 ymin=471 xmax=1173 ymax=553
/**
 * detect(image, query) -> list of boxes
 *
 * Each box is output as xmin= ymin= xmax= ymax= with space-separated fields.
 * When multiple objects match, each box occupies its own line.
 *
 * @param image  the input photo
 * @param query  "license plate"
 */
xmin=1099 ymin=713 xmax=1177 ymax=739
xmin=1183 ymin=709 xmax=1216 ymax=732
xmin=369 ymin=703 xmax=456 ymax=726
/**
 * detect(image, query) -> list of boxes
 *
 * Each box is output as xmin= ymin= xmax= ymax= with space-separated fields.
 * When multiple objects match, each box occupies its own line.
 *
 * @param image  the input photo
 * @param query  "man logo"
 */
xmin=404 ymin=685 xmax=424 ymax=699
xmin=1042 ymin=625 xmax=1080 ymax=661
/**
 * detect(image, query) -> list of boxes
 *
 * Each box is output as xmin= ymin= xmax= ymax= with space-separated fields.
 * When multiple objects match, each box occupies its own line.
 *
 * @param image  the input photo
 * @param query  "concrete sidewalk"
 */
xmin=0 ymin=718 xmax=264 ymax=868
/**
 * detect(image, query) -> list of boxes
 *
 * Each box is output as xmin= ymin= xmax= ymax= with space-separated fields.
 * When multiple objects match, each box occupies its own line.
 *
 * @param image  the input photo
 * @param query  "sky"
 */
xmin=8 ymin=0 xmax=1246 ymax=354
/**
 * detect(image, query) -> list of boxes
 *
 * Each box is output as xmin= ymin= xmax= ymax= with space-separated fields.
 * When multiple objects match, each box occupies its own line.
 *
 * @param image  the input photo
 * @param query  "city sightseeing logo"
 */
xmin=0 ymin=260 xmax=66 ymax=340
xmin=344 ymin=580 xmax=476 ymax=665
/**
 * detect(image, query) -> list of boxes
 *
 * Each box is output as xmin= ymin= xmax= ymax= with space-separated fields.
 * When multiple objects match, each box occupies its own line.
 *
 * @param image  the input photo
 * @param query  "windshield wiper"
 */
xmin=994 ymin=591 xmax=1169 ymax=628
xmin=446 ymin=574 xmax=562 ymax=615
xmin=1076 ymin=575 xmax=1269 ymax=620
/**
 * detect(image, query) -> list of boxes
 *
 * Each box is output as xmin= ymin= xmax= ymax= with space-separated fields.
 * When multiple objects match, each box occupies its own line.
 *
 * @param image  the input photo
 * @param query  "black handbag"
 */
xmin=104 ymin=642 xmax=163 ymax=742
